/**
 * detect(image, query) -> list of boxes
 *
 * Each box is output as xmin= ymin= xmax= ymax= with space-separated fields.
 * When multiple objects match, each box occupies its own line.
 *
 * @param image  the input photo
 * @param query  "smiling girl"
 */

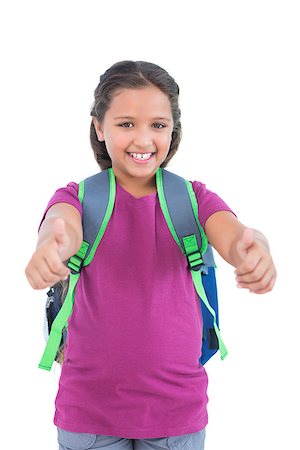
xmin=25 ymin=60 xmax=276 ymax=450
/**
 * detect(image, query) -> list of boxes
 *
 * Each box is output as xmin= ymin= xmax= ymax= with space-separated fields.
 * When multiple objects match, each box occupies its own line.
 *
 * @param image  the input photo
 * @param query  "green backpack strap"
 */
xmin=38 ymin=263 xmax=84 ymax=370
xmin=156 ymin=167 xmax=228 ymax=362
xmin=38 ymin=169 xmax=116 ymax=371
xmin=184 ymin=237 xmax=228 ymax=361
xmin=184 ymin=182 xmax=228 ymax=361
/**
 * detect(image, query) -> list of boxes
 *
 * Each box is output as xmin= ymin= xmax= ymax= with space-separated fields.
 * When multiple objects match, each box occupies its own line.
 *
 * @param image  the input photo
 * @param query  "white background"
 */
xmin=1 ymin=1 xmax=299 ymax=449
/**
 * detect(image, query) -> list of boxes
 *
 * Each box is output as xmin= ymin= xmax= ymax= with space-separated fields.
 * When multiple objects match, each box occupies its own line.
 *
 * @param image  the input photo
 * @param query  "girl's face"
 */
xmin=93 ymin=85 xmax=174 ymax=188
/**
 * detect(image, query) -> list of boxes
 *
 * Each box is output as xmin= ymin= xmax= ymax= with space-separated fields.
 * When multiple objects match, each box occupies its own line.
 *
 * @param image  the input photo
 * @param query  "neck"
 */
xmin=113 ymin=168 xmax=157 ymax=194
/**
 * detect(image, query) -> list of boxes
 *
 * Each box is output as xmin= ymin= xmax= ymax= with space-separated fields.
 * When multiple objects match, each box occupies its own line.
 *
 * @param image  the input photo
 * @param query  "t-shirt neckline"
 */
xmin=116 ymin=182 xmax=158 ymax=201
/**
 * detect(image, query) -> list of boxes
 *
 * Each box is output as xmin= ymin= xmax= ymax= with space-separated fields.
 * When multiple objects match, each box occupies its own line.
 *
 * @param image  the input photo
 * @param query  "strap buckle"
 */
xmin=182 ymin=234 xmax=203 ymax=271
xmin=187 ymin=250 xmax=203 ymax=271
xmin=68 ymin=255 xmax=84 ymax=274
xmin=67 ymin=241 xmax=90 ymax=274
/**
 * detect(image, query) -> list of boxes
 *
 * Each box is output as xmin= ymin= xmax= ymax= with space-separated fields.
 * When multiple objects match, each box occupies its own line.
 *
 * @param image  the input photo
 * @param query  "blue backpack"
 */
xmin=39 ymin=167 xmax=228 ymax=371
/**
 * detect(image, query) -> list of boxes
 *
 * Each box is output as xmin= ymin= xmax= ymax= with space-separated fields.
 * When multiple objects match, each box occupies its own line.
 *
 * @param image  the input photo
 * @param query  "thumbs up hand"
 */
xmin=25 ymin=217 xmax=71 ymax=290
xmin=234 ymin=228 xmax=276 ymax=294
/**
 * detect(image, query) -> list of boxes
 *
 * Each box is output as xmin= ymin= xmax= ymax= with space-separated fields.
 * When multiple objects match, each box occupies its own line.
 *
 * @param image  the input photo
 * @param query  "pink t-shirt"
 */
xmin=39 ymin=175 xmax=234 ymax=439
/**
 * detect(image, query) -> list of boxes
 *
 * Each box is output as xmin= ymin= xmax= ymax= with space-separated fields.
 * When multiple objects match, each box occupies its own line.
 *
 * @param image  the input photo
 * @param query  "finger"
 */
xmin=235 ymin=253 xmax=262 ymax=277
xmin=236 ymin=254 xmax=271 ymax=284
xmin=25 ymin=259 xmax=53 ymax=289
xmin=31 ymin=255 xmax=68 ymax=287
xmin=237 ymin=266 xmax=275 ymax=291
xmin=31 ymin=263 xmax=69 ymax=290
xmin=27 ymin=265 xmax=57 ymax=290
xmin=30 ymin=257 xmax=57 ymax=284
xmin=249 ymin=274 xmax=277 ymax=294
xmin=42 ymin=250 xmax=70 ymax=278
xmin=25 ymin=270 xmax=40 ymax=290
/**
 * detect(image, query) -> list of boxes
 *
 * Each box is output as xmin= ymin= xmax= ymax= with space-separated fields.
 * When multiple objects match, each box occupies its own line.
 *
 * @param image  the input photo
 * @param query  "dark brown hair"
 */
xmin=90 ymin=60 xmax=182 ymax=170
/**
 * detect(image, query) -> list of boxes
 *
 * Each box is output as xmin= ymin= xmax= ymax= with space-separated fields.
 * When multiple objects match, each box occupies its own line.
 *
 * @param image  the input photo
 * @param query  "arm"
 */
xmin=205 ymin=211 xmax=277 ymax=294
xmin=25 ymin=203 xmax=83 ymax=290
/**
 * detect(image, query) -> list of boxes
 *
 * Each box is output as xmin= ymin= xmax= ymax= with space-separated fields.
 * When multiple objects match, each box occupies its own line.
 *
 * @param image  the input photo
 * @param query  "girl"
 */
xmin=25 ymin=60 xmax=276 ymax=450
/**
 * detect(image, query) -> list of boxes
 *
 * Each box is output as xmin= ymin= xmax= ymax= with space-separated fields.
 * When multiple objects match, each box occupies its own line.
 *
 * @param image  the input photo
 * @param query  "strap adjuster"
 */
xmin=67 ymin=241 xmax=90 ymax=274
xmin=182 ymin=234 xmax=203 ymax=271
xmin=68 ymin=255 xmax=84 ymax=274
xmin=187 ymin=251 xmax=203 ymax=271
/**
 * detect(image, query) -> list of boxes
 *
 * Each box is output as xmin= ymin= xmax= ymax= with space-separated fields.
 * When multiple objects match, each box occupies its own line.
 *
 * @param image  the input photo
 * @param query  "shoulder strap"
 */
xmin=39 ymin=169 xmax=115 ymax=371
xmin=156 ymin=168 xmax=228 ymax=363
xmin=79 ymin=168 xmax=116 ymax=266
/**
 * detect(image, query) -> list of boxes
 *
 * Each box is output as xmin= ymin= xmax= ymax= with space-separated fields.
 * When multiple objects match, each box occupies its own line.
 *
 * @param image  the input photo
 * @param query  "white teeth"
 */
xmin=129 ymin=152 xmax=152 ymax=160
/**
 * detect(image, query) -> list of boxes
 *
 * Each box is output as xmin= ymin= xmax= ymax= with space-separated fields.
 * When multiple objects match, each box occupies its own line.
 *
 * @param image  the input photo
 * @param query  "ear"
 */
xmin=92 ymin=117 xmax=105 ymax=142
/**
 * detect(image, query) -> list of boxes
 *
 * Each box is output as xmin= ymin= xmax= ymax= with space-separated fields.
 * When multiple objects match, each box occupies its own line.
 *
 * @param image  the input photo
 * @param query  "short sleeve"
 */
xmin=38 ymin=182 xmax=82 ymax=232
xmin=191 ymin=180 xmax=236 ymax=231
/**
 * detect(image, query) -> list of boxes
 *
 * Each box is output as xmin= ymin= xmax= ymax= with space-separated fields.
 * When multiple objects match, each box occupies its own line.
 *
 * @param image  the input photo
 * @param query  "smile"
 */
xmin=127 ymin=152 xmax=155 ymax=164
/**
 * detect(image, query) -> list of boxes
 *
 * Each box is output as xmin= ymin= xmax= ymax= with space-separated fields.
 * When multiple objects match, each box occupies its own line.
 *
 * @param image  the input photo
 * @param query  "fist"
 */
xmin=25 ymin=218 xmax=71 ymax=290
xmin=235 ymin=228 xmax=277 ymax=294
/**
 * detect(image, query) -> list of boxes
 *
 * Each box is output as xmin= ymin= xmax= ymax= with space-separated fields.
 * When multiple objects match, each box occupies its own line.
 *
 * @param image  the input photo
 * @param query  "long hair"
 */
xmin=90 ymin=60 xmax=182 ymax=170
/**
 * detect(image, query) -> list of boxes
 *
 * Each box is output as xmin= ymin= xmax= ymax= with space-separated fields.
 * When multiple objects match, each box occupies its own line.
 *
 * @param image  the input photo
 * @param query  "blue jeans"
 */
xmin=57 ymin=427 xmax=206 ymax=450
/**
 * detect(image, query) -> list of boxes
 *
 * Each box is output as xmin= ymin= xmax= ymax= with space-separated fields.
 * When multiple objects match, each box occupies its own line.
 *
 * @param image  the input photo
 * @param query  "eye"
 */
xmin=119 ymin=122 xmax=133 ymax=128
xmin=153 ymin=123 xmax=166 ymax=129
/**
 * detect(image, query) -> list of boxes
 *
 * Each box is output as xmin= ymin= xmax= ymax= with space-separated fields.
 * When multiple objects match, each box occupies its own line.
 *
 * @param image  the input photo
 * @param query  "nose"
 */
xmin=132 ymin=126 xmax=153 ymax=148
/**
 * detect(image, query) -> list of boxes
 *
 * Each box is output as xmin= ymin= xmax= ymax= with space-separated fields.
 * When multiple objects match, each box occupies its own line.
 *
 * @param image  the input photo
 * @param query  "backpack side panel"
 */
xmin=200 ymin=266 xmax=219 ymax=365
xmin=157 ymin=168 xmax=223 ymax=365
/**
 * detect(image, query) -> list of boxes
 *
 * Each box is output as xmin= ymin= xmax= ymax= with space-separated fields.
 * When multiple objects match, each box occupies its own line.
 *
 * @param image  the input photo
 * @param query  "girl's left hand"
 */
xmin=234 ymin=228 xmax=277 ymax=294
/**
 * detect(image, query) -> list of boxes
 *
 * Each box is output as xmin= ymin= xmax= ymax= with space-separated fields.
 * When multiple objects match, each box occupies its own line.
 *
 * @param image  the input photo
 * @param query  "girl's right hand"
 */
xmin=25 ymin=218 xmax=71 ymax=290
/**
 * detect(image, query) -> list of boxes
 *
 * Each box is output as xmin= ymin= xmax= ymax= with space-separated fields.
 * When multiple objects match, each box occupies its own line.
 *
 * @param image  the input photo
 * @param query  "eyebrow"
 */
xmin=113 ymin=116 xmax=171 ymax=122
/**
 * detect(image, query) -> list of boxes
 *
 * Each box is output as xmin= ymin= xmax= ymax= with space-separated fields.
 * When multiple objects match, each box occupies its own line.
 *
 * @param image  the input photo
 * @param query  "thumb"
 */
xmin=236 ymin=227 xmax=254 ymax=260
xmin=53 ymin=218 xmax=69 ymax=257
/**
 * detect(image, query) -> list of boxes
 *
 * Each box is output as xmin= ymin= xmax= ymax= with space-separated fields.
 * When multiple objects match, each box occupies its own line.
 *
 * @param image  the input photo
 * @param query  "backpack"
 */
xmin=39 ymin=167 xmax=228 ymax=371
